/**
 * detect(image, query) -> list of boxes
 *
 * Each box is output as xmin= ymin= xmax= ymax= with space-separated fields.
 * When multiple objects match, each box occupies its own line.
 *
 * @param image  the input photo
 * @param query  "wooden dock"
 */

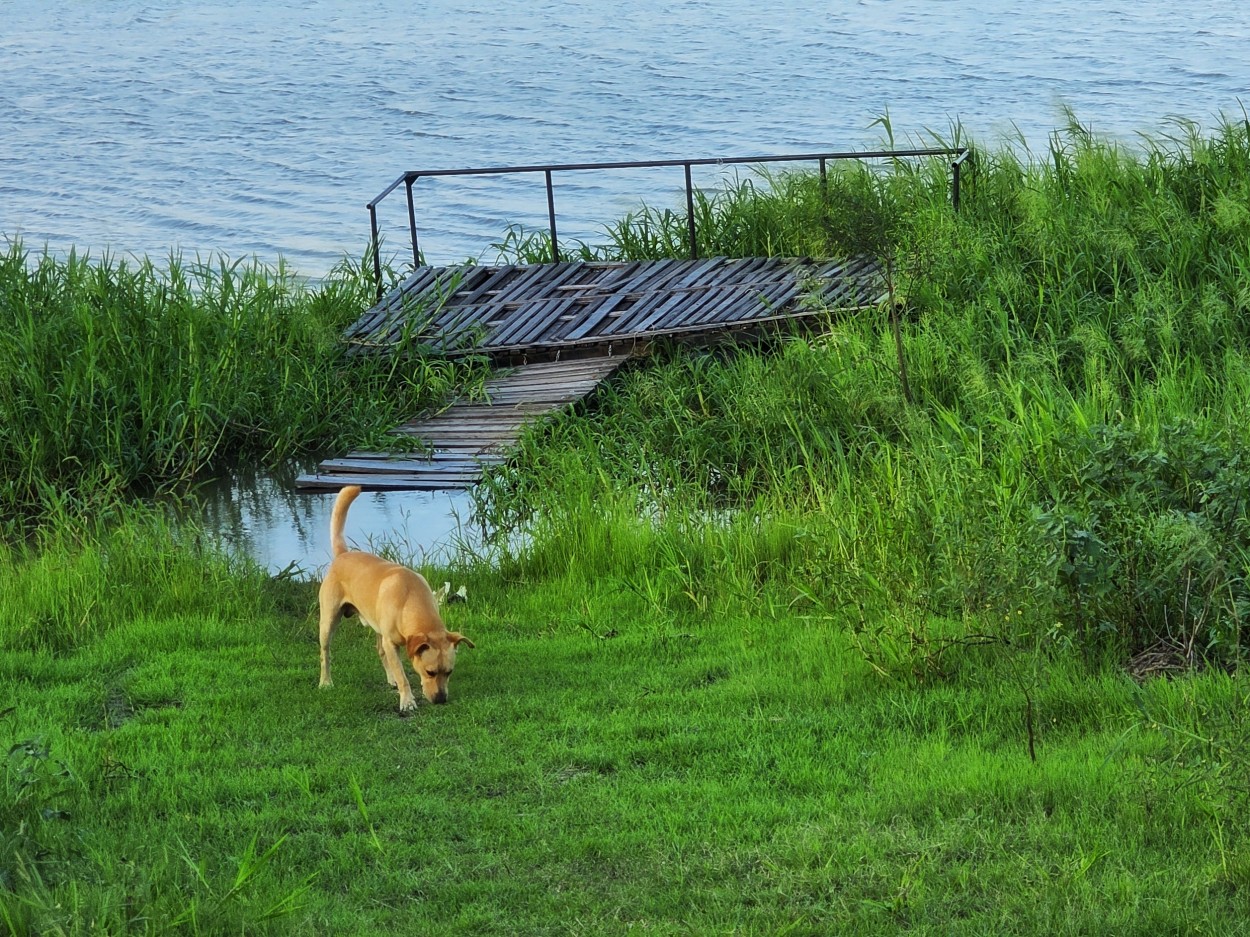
xmin=294 ymin=355 xmax=626 ymax=490
xmin=341 ymin=254 xmax=883 ymax=362
xmin=296 ymin=254 xmax=882 ymax=491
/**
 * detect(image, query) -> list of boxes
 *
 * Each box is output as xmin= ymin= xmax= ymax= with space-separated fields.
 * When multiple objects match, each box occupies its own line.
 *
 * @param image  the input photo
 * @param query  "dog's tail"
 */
xmin=330 ymin=485 xmax=363 ymax=557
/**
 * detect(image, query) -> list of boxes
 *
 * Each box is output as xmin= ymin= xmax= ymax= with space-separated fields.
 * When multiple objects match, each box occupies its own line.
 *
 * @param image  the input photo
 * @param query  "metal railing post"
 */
xmin=405 ymin=174 xmax=421 ymax=267
xmin=368 ymin=203 xmax=383 ymax=300
xmin=684 ymin=163 xmax=697 ymax=260
xmin=951 ymin=147 xmax=972 ymax=213
xmin=819 ymin=157 xmax=829 ymax=231
xmin=545 ymin=170 xmax=559 ymax=263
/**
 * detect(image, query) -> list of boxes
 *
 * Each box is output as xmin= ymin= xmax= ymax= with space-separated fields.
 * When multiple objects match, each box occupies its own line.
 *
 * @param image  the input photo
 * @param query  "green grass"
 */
xmin=7 ymin=113 xmax=1250 ymax=932
xmin=4 ymin=524 xmax=1250 ymax=934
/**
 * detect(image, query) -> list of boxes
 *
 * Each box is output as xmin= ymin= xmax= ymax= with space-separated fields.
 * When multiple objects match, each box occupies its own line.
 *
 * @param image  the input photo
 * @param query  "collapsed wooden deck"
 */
xmin=342 ymin=254 xmax=883 ymax=362
xmin=296 ymin=254 xmax=883 ymax=491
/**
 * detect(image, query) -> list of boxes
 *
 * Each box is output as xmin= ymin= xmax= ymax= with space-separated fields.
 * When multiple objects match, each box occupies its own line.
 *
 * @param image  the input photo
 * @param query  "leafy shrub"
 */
xmin=1036 ymin=421 xmax=1250 ymax=662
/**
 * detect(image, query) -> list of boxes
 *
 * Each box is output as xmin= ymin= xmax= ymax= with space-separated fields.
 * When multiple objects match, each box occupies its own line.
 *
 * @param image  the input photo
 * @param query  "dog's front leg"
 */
xmin=377 ymin=634 xmax=399 ymax=687
xmin=379 ymin=640 xmax=418 ymax=712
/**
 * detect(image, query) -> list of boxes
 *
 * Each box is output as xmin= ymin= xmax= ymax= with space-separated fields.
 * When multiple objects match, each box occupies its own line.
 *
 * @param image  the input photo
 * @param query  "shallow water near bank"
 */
xmin=187 ymin=462 xmax=487 ymax=578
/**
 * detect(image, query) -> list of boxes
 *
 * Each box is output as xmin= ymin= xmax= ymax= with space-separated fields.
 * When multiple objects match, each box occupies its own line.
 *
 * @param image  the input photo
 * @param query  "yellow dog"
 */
xmin=318 ymin=485 xmax=474 ymax=712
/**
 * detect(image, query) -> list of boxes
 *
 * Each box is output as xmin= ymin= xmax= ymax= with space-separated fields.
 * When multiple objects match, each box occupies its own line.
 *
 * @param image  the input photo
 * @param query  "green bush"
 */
xmin=1036 ymin=421 xmax=1250 ymax=659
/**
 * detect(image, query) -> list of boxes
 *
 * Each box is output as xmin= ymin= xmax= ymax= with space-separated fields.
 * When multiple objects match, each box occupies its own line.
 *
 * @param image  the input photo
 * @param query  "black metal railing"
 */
xmin=367 ymin=146 xmax=972 ymax=299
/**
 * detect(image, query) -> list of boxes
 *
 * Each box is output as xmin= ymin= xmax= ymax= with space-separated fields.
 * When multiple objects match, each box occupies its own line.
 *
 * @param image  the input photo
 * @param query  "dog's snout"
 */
xmin=433 ymin=691 xmax=448 ymax=705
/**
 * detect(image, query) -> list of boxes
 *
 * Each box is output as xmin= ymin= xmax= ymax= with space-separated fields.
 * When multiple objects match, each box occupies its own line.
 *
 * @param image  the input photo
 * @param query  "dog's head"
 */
xmin=405 ymin=632 xmax=475 ymax=704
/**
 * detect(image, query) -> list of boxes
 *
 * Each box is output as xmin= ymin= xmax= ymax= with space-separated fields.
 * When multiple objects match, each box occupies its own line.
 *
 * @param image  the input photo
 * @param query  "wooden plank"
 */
xmin=746 ymin=264 xmax=818 ymax=321
xmin=584 ymin=259 xmax=644 ymax=289
xmin=683 ymin=265 xmax=781 ymax=328
xmin=343 ymin=256 xmax=886 ymax=357
xmin=424 ymin=270 xmax=522 ymax=351
xmin=481 ymin=296 xmax=566 ymax=349
xmin=343 ymin=266 xmax=441 ymax=342
xmin=401 ymin=421 xmax=530 ymax=435
xmin=434 ymin=402 xmax=561 ymax=418
xmin=414 ymin=268 xmax=506 ymax=350
xmin=398 ymin=417 xmax=531 ymax=433
xmin=435 ymin=263 xmax=589 ymax=351
xmin=315 ymin=459 xmax=495 ymax=477
xmin=478 ymin=381 xmax=618 ymax=402
xmin=493 ymin=261 xmax=587 ymax=307
xmin=380 ymin=266 xmax=480 ymax=346
xmin=414 ymin=422 xmax=531 ymax=438
xmin=667 ymin=284 xmax=756 ymax=331
xmin=481 ymin=360 xmax=624 ymax=390
xmin=427 ymin=403 xmax=547 ymax=419
xmin=294 ymin=472 xmax=484 ymax=491
xmin=604 ymin=257 xmax=735 ymax=335
xmin=486 ymin=294 xmax=584 ymax=348
xmin=386 ymin=437 xmax=512 ymax=453
xmin=605 ymin=257 xmax=751 ymax=336
xmin=683 ymin=258 xmax=795 ymax=328
xmin=437 ymin=264 xmax=568 ymax=348
xmin=809 ymin=258 xmax=884 ymax=307
xmin=557 ymin=258 xmax=688 ymax=342
xmin=407 ymin=423 xmax=549 ymax=442
xmin=500 ymin=356 xmax=622 ymax=377
xmin=403 ymin=429 xmax=527 ymax=442
xmin=479 ymin=387 xmax=600 ymax=405
xmin=344 ymin=450 xmax=507 ymax=464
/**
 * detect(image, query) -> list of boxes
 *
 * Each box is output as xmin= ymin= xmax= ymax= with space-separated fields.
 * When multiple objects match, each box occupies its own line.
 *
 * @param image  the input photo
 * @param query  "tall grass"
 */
xmin=0 ymin=244 xmax=489 ymax=526
xmin=475 ymin=114 xmax=1250 ymax=665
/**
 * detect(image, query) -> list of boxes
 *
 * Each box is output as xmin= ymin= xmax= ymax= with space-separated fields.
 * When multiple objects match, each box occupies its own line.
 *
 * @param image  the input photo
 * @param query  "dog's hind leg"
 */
xmin=317 ymin=586 xmax=344 ymax=689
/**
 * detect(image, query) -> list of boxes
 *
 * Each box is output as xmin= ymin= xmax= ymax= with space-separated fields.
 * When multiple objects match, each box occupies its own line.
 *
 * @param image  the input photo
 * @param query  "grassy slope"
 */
xmin=7 ymin=120 xmax=1250 ymax=933
xmin=3 ymin=532 xmax=1250 ymax=934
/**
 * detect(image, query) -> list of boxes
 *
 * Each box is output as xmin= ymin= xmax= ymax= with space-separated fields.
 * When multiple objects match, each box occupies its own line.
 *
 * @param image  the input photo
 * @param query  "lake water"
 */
xmin=4 ymin=0 xmax=1248 ymax=574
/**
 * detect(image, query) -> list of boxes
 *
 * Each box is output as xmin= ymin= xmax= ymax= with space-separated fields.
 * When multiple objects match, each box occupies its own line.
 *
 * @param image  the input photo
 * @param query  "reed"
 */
xmin=0 ymin=244 xmax=489 ymax=527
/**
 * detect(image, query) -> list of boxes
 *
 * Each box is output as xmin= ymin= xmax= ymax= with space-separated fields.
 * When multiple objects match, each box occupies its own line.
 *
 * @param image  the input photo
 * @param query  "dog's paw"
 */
xmin=319 ymin=678 xmax=334 ymax=689
xmin=398 ymin=694 xmax=418 ymax=713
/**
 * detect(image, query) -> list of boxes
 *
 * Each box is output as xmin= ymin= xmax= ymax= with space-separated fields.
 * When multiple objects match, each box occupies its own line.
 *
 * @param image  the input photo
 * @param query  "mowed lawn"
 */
xmin=4 ymin=559 xmax=1249 ymax=936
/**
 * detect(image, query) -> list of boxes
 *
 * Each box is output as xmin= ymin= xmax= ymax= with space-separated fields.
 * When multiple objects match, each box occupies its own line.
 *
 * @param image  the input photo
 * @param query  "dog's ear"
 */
xmin=406 ymin=636 xmax=431 ymax=658
xmin=449 ymin=632 xmax=475 ymax=649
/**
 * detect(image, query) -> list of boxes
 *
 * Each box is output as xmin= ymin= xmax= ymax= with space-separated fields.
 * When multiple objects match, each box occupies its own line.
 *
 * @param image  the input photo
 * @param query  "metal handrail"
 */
xmin=366 ymin=146 xmax=972 ymax=298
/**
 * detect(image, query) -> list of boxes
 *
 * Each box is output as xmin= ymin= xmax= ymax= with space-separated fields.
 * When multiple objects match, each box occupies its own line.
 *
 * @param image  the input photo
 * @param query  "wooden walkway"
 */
xmin=294 ymin=356 xmax=625 ymax=490
xmin=342 ymin=255 xmax=883 ymax=362
xmin=296 ymin=254 xmax=882 ymax=491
